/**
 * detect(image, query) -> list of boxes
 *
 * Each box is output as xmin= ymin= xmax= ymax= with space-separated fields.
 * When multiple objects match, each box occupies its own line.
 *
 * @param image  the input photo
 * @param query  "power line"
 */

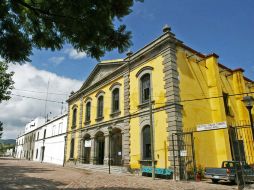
xmin=13 ymin=88 xmax=69 ymax=96
xmin=11 ymin=93 xmax=66 ymax=104
xmin=155 ymin=91 xmax=254 ymax=104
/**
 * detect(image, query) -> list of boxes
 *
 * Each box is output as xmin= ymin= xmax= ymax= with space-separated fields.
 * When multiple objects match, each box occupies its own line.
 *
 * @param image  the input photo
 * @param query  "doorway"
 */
xmin=95 ymin=132 xmax=105 ymax=165
xmin=111 ymin=128 xmax=122 ymax=166
xmin=83 ymin=135 xmax=91 ymax=164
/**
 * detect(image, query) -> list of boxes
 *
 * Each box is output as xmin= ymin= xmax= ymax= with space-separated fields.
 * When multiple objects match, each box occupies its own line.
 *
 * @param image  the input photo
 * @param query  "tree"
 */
xmin=0 ymin=121 xmax=3 ymax=139
xmin=0 ymin=0 xmax=143 ymax=63
xmin=0 ymin=61 xmax=14 ymax=103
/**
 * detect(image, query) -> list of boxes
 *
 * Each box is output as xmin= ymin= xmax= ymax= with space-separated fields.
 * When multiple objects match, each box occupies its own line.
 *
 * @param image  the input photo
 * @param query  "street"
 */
xmin=0 ymin=158 xmax=237 ymax=190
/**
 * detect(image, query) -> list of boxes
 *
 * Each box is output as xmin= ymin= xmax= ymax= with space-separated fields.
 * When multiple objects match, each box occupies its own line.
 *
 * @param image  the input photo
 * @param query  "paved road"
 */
xmin=0 ymin=158 xmax=238 ymax=190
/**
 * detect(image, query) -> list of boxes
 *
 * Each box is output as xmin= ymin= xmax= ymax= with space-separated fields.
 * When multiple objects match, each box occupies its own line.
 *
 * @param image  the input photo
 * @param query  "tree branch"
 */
xmin=13 ymin=0 xmax=77 ymax=20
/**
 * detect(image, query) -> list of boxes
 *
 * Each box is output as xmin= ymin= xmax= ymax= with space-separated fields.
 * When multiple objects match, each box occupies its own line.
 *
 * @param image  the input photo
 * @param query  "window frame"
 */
xmin=85 ymin=101 xmax=91 ymax=122
xmin=70 ymin=138 xmax=75 ymax=159
xmin=112 ymin=88 xmax=120 ymax=113
xmin=97 ymin=95 xmax=104 ymax=119
xmin=135 ymin=66 xmax=153 ymax=106
xmin=140 ymin=73 xmax=151 ymax=104
xmin=142 ymin=125 xmax=152 ymax=160
xmin=72 ymin=107 xmax=77 ymax=128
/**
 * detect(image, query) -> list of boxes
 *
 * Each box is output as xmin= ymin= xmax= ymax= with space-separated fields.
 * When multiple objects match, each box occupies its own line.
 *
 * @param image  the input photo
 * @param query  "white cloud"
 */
xmin=65 ymin=47 xmax=86 ymax=60
xmin=0 ymin=63 xmax=82 ymax=139
xmin=49 ymin=56 xmax=65 ymax=65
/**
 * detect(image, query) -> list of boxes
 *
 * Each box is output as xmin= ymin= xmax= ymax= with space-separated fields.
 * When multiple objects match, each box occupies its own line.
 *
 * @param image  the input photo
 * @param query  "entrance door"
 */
xmin=84 ymin=147 xmax=91 ymax=164
xmin=98 ymin=140 xmax=105 ymax=165
xmin=111 ymin=130 xmax=122 ymax=166
xmin=41 ymin=146 xmax=45 ymax=162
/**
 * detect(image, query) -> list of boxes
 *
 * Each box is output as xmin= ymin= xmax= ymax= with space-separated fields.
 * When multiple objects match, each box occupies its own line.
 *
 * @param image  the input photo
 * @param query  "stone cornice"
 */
xmin=67 ymin=31 xmax=181 ymax=103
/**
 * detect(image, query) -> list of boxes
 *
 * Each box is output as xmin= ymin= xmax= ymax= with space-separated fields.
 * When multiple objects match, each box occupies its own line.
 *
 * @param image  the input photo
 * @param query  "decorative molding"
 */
xmin=95 ymin=90 xmax=105 ymax=98
xmin=110 ymin=111 xmax=121 ymax=118
xmin=84 ymin=97 xmax=92 ymax=103
xmin=95 ymin=117 xmax=104 ymax=122
xmin=109 ymin=82 xmax=122 ymax=91
xmin=136 ymin=66 xmax=154 ymax=78
xmin=71 ymin=104 xmax=78 ymax=109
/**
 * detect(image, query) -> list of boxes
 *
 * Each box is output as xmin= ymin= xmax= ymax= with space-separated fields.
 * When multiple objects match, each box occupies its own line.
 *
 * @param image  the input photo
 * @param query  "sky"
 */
xmin=1 ymin=0 xmax=254 ymax=139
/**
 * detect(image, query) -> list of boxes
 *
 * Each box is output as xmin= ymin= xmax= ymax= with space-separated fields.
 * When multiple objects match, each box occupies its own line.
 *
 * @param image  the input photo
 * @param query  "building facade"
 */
xmin=33 ymin=114 xmax=67 ymax=165
xmin=15 ymin=117 xmax=45 ymax=160
xmin=15 ymin=113 xmax=67 ymax=165
xmin=65 ymin=26 xmax=254 ymax=178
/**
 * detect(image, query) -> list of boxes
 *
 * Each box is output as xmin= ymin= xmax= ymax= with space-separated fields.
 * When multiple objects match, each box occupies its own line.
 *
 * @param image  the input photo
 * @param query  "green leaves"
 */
xmin=0 ymin=61 xmax=14 ymax=103
xmin=0 ymin=0 xmax=142 ymax=62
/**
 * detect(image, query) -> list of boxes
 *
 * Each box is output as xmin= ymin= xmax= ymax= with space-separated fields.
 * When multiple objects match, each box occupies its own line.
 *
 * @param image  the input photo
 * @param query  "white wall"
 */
xmin=15 ymin=136 xmax=24 ymax=159
xmin=33 ymin=114 xmax=67 ymax=165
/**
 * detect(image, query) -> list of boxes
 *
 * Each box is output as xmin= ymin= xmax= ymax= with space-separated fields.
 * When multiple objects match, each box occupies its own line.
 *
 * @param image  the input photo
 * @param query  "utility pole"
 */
xmin=149 ymin=93 xmax=155 ymax=180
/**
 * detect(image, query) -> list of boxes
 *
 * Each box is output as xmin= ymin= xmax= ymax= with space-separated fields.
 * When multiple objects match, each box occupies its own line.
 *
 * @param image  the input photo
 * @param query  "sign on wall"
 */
xmin=84 ymin=140 xmax=91 ymax=147
xmin=197 ymin=121 xmax=227 ymax=132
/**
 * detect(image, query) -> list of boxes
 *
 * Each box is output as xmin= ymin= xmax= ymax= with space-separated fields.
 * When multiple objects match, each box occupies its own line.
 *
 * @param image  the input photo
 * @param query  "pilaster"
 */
xmin=104 ymin=135 xmax=110 ymax=165
xmin=123 ymin=66 xmax=131 ymax=166
xmin=162 ymin=39 xmax=183 ymax=180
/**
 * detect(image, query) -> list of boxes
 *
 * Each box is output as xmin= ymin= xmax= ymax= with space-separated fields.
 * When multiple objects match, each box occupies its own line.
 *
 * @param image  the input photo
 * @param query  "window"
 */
xmin=223 ymin=92 xmax=230 ymax=115
xmin=36 ymin=149 xmax=38 ymax=159
xmin=52 ymin=125 xmax=55 ymax=136
xmin=43 ymin=129 xmax=46 ymax=139
xmin=141 ymin=74 xmax=151 ymax=103
xmin=142 ymin=125 xmax=151 ymax=160
xmin=86 ymin=102 xmax=91 ymax=122
xmin=37 ymin=132 xmax=39 ymax=140
xmin=58 ymin=122 xmax=63 ymax=134
xmin=97 ymin=96 xmax=104 ymax=118
xmin=70 ymin=139 xmax=75 ymax=159
xmin=112 ymin=88 xmax=120 ymax=113
xmin=72 ymin=108 xmax=77 ymax=128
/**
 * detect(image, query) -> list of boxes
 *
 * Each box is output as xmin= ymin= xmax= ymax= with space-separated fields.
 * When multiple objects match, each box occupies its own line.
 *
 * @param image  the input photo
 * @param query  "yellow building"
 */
xmin=65 ymin=25 xmax=254 ymax=179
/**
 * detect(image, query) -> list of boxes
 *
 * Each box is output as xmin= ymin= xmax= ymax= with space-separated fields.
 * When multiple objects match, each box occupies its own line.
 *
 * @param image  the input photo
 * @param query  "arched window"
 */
xmin=70 ymin=138 xmax=75 ymax=159
xmin=112 ymin=88 xmax=120 ymax=113
xmin=72 ymin=108 xmax=77 ymax=128
xmin=85 ymin=102 xmax=91 ymax=122
xmin=141 ymin=74 xmax=151 ymax=103
xmin=142 ymin=125 xmax=151 ymax=160
xmin=97 ymin=96 xmax=104 ymax=118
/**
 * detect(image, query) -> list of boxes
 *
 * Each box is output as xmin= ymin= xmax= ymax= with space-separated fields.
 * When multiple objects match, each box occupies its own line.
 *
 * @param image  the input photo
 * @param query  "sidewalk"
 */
xmin=0 ymin=158 xmax=237 ymax=190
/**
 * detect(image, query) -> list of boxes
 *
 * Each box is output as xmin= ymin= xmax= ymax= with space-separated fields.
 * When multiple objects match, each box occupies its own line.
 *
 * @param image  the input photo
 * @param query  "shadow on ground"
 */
xmin=0 ymin=160 xmax=64 ymax=190
xmin=0 ymin=158 xmax=151 ymax=190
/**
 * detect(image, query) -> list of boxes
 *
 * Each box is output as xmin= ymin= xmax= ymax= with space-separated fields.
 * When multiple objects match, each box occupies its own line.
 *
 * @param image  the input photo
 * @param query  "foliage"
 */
xmin=0 ymin=121 xmax=3 ymax=139
xmin=0 ymin=61 xmax=14 ymax=103
xmin=197 ymin=164 xmax=205 ymax=178
xmin=0 ymin=143 xmax=15 ymax=154
xmin=0 ymin=0 xmax=143 ymax=62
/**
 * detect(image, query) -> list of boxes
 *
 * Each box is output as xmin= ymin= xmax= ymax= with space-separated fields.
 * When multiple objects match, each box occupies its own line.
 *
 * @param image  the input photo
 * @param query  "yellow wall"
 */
xmin=66 ymin=76 xmax=124 ymax=161
xmin=66 ymin=99 xmax=81 ymax=160
xmin=81 ymin=77 xmax=124 ymax=127
xmin=129 ymin=55 xmax=169 ymax=169
xmin=66 ymin=42 xmax=254 ymax=171
xmin=177 ymin=47 xmax=254 ymax=168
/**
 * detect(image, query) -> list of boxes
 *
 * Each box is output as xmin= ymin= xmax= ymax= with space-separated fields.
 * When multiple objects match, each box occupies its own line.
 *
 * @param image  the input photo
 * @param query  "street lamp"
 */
xmin=242 ymin=96 xmax=254 ymax=140
xmin=108 ymin=126 xmax=112 ymax=174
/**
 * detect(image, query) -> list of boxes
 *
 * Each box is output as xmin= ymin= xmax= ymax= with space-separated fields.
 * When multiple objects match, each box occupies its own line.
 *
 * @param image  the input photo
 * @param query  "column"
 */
xmin=79 ymin=139 xmax=83 ymax=163
xmin=90 ymin=137 xmax=95 ymax=164
xmin=121 ymin=131 xmax=124 ymax=165
xmin=104 ymin=134 xmax=109 ymax=165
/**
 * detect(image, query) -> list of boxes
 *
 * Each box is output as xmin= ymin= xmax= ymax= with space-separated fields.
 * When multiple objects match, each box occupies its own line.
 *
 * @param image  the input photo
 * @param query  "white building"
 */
xmin=15 ymin=113 xmax=67 ymax=165
xmin=15 ymin=117 xmax=45 ymax=159
xmin=33 ymin=113 xmax=67 ymax=165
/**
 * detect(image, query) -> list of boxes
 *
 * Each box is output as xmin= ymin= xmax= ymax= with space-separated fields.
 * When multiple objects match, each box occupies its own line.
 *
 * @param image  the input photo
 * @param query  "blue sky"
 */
xmin=30 ymin=0 xmax=254 ymax=81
